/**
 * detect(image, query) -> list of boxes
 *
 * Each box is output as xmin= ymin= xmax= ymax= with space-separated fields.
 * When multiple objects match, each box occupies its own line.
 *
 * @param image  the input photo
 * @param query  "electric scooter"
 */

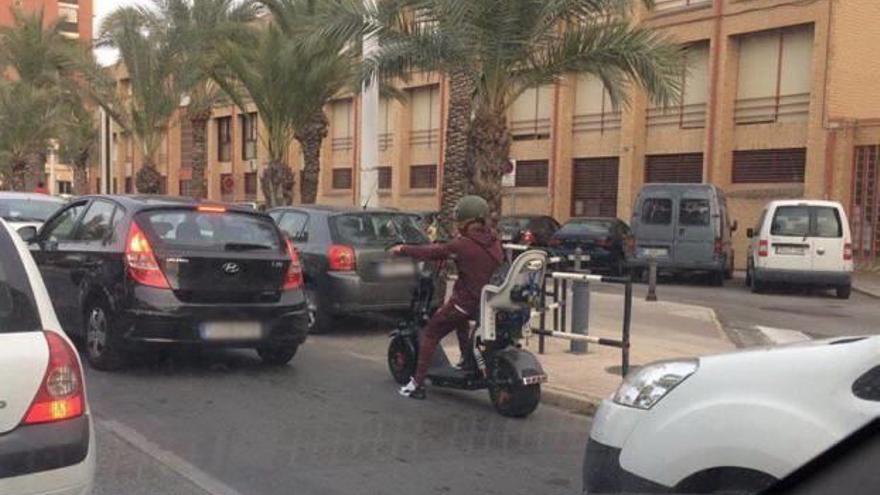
xmin=387 ymin=249 xmax=549 ymax=417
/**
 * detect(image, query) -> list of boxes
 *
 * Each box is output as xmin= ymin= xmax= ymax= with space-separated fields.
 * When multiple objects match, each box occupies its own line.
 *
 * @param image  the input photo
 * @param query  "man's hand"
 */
xmin=389 ymin=244 xmax=406 ymax=256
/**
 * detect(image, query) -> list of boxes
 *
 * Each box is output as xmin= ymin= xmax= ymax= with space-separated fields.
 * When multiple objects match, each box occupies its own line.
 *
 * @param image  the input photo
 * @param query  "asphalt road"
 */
xmin=86 ymin=336 xmax=591 ymax=495
xmin=596 ymin=273 xmax=880 ymax=346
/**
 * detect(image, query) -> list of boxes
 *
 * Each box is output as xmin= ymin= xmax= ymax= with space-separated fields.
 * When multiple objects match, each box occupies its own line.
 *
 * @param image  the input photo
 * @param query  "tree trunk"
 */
xmin=261 ymin=159 xmax=296 ymax=208
xmin=135 ymin=159 xmax=162 ymax=194
xmin=439 ymin=70 xmax=475 ymax=229
xmin=24 ymin=152 xmax=46 ymax=192
xmin=296 ymin=111 xmax=329 ymax=205
xmin=73 ymin=152 xmax=89 ymax=196
xmin=10 ymin=159 xmax=28 ymax=191
xmin=189 ymin=116 xmax=209 ymax=199
xmin=468 ymin=109 xmax=511 ymax=216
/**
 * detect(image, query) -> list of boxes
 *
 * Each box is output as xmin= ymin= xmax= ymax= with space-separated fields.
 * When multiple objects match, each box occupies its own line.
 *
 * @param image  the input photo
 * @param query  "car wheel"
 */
xmin=488 ymin=358 xmax=540 ymax=418
xmin=85 ymin=301 xmax=127 ymax=371
xmin=836 ymin=284 xmax=852 ymax=300
xmin=257 ymin=345 xmax=298 ymax=366
xmin=745 ymin=265 xmax=753 ymax=287
xmin=751 ymin=269 xmax=765 ymax=294
xmin=305 ymin=287 xmax=334 ymax=334
xmin=710 ymin=270 xmax=724 ymax=287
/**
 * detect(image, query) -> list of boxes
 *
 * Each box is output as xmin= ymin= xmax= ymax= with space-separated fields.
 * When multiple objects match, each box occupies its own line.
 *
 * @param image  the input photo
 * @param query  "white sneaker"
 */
xmin=398 ymin=378 xmax=426 ymax=399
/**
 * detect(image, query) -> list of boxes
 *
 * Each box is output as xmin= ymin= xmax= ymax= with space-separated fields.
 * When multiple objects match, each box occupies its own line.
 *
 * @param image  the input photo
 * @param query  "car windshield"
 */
xmin=558 ymin=219 xmax=613 ymax=236
xmin=330 ymin=213 xmax=428 ymax=245
xmin=0 ymin=197 xmax=63 ymax=222
xmin=0 ymin=229 xmax=40 ymax=333
xmin=140 ymin=209 xmax=283 ymax=252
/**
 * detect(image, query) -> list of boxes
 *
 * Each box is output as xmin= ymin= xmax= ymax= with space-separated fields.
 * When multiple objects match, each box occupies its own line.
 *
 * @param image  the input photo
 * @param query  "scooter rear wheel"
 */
xmin=388 ymin=335 xmax=417 ymax=385
xmin=488 ymin=359 xmax=541 ymax=418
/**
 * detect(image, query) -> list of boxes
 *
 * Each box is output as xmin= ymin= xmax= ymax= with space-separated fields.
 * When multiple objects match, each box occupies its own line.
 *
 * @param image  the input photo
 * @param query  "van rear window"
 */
xmin=771 ymin=206 xmax=842 ymax=238
xmin=140 ymin=210 xmax=283 ymax=252
xmin=641 ymin=198 xmax=672 ymax=225
xmin=814 ymin=207 xmax=843 ymax=238
xmin=679 ymin=199 xmax=710 ymax=226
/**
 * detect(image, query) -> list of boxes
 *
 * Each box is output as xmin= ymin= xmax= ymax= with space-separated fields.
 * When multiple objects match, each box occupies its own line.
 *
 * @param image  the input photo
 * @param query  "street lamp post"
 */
xmin=359 ymin=0 xmax=379 ymax=209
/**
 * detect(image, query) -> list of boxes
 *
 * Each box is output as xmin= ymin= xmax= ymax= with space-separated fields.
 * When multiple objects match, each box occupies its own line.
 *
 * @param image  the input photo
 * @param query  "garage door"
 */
xmin=852 ymin=145 xmax=879 ymax=264
xmin=571 ymin=157 xmax=619 ymax=217
xmin=645 ymin=153 xmax=703 ymax=183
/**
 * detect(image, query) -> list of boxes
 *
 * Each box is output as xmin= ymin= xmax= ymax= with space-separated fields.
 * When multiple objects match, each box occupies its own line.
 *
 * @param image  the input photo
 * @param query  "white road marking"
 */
xmin=755 ymin=325 xmax=812 ymax=344
xmin=100 ymin=419 xmax=245 ymax=495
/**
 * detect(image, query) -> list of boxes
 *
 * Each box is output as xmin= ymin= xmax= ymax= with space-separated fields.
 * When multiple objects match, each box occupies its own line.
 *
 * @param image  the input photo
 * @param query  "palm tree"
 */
xmin=96 ymin=6 xmax=192 ymax=193
xmin=144 ymin=0 xmax=258 ymax=199
xmin=317 ymin=0 xmax=682 ymax=214
xmin=0 ymin=83 xmax=61 ymax=190
xmin=56 ymin=101 xmax=99 ymax=195
xmin=215 ymin=0 xmax=357 ymax=206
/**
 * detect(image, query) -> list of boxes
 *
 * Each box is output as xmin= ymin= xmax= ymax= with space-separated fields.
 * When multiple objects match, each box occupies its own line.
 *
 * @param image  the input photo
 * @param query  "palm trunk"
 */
xmin=135 ymin=159 xmax=162 ymax=194
xmin=24 ymin=151 xmax=46 ymax=192
xmin=296 ymin=111 xmax=329 ymax=205
xmin=10 ymin=159 xmax=28 ymax=191
xmin=190 ymin=116 xmax=209 ymax=199
xmin=439 ymin=70 xmax=475 ymax=228
xmin=261 ymin=158 xmax=296 ymax=208
xmin=469 ymin=109 xmax=511 ymax=216
xmin=73 ymin=152 xmax=89 ymax=196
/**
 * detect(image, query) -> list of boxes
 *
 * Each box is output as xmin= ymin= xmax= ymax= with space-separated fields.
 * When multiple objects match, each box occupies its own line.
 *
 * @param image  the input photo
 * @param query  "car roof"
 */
xmin=640 ymin=183 xmax=718 ymax=192
xmin=272 ymin=204 xmax=412 ymax=215
xmin=501 ymin=214 xmax=548 ymax=219
xmin=0 ymin=192 xmax=65 ymax=202
xmin=77 ymin=195 xmax=262 ymax=214
xmin=766 ymin=199 xmax=844 ymax=208
xmin=567 ymin=217 xmax=619 ymax=222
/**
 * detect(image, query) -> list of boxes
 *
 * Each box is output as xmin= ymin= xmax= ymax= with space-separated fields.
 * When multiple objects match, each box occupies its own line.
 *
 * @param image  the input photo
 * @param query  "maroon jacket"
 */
xmin=400 ymin=224 xmax=504 ymax=314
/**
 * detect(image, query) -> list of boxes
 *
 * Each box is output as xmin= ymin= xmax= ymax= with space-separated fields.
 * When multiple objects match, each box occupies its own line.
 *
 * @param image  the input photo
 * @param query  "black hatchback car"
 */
xmin=498 ymin=215 xmax=560 ymax=247
xmin=22 ymin=195 xmax=308 ymax=370
xmin=550 ymin=217 xmax=632 ymax=275
xmin=269 ymin=206 xmax=444 ymax=333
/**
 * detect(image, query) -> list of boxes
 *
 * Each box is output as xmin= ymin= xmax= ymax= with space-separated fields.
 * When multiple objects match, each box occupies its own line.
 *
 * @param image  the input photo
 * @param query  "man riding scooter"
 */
xmin=390 ymin=195 xmax=503 ymax=400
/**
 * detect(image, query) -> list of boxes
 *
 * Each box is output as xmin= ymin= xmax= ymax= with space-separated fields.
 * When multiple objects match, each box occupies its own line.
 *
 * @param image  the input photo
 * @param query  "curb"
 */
xmin=541 ymin=385 xmax=603 ymax=416
xmin=853 ymin=285 xmax=880 ymax=300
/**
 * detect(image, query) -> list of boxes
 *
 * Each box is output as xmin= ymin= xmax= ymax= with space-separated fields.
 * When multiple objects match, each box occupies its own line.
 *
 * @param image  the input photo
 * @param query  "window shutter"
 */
xmin=514 ymin=160 xmax=549 ymax=187
xmin=780 ymin=27 xmax=813 ymax=96
xmin=332 ymin=168 xmax=353 ymax=189
xmin=574 ymin=74 xmax=605 ymax=117
xmin=378 ymin=167 xmax=392 ymax=189
xmin=571 ymin=157 xmax=619 ymax=217
xmin=736 ymin=30 xmax=780 ymax=101
xmin=410 ymin=165 xmax=437 ymax=189
xmin=410 ymin=85 xmax=439 ymax=146
xmin=332 ymin=100 xmax=353 ymax=150
xmin=732 ymin=148 xmax=806 ymax=183
xmin=645 ymin=154 xmax=704 ymax=183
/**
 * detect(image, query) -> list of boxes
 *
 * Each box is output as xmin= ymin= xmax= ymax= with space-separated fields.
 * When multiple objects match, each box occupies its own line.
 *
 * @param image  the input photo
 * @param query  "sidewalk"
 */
xmin=853 ymin=270 xmax=880 ymax=299
xmin=441 ymin=292 xmax=736 ymax=415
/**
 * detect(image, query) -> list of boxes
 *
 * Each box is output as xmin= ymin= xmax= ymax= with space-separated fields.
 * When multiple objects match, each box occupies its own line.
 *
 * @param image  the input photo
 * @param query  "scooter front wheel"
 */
xmin=488 ymin=358 xmax=541 ymax=418
xmin=388 ymin=334 xmax=418 ymax=385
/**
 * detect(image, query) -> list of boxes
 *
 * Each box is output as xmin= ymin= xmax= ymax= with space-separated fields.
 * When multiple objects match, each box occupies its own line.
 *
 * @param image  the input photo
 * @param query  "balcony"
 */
xmin=646 ymin=103 xmax=707 ymax=129
xmin=734 ymin=93 xmax=810 ymax=125
xmin=510 ymin=118 xmax=552 ymax=141
xmin=331 ymin=136 xmax=353 ymax=151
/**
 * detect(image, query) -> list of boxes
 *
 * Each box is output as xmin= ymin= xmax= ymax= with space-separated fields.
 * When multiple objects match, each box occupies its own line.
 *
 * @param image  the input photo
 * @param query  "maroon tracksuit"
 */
xmin=399 ymin=223 xmax=503 ymax=386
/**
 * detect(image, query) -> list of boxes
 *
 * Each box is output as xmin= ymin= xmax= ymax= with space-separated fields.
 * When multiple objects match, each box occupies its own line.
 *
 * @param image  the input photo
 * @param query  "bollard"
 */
xmin=568 ymin=279 xmax=590 ymax=354
xmin=646 ymin=257 xmax=658 ymax=302
xmin=574 ymin=246 xmax=583 ymax=272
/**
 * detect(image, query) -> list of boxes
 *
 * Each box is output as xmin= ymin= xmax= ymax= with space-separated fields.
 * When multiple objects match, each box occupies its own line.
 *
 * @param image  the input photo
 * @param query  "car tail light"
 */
xmin=522 ymin=230 xmax=536 ymax=245
xmin=327 ymin=244 xmax=356 ymax=271
xmin=283 ymin=239 xmax=304 ymax=290
xmin=197 ymin=205 xmax=226 ymax=213
xmin=844 ymin=242 xmax=853 ymax=261
xmin=125 ymin=222 xmax=170 ymax=289
xmin=548 ymin=238 xmax=561 ymax=247
xmin=625 ymin=236 xmax=636 ymax=256
xmin=758 ymin=239 xmax=769 ymax=257
xmin=22 ymin=332 xmax=84 ymax=425
xmin=714 ymin=238 xmax=724 ymax=257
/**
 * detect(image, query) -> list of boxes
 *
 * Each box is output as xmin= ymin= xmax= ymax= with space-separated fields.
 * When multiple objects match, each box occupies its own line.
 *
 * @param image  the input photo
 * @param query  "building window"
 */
xmin=58 ymin=5 xmax=78 ymax=34
xmin=159 ymin=176 xmax=168 ymax=195
xmin=647 ymin=42 xmax=709 ymax=129
xmin=732 ymin=148 xmax=806 ymax=183
xmin=645 ymin=153 xmax=704 ymax=183
xmin=113 ymin=178 xmax=118 ymax=194
xmin=510 ymin=85 xmax=552 ymax=140
xmin=573 ymin=75 xmax=621 ymax=134
xmin=410 ymin=165 xmax=437 ymax=189
xmin=332 ymin=168 xmax=353 ymax=189
xmin=652 ymin=0 xmax=711 ymax=13
xmin=735 ymin=25 xmax=813 ymax=124
xmin=331 ymin=100 xmax=354 ymax=151
xmin=125 ymin=177 xmax=133 ymax=194
xmin=180 ymin=119 xmax=193 ymax=169
xmin=179 ymin=180 xmax=192 ymax=196
xmin=56 ymin=181 xmax=72 ymax=195
xmin=244 ymin=172 xmax=258 ymax=199
xmin=241 ymin=112 xmax=258 ymax=160
xmin=379 ymin=98 xmax=393 ymax=151
xmin=409 ymin=85 xmax=440 ymax=147
xmin=572 ymin=157 xmax=619 ymax=217
xmin=378 ymin=166 xmax=392 ymax=190
xmin=95 ymin=178 xmax=100 ymax=193
xmin=220 ymin=173 xmax=234 ymax=199
xmin=217 ymin=116 xmax=232 ymax=162
xmin=514 ymin=160 xmax=549 ymax=187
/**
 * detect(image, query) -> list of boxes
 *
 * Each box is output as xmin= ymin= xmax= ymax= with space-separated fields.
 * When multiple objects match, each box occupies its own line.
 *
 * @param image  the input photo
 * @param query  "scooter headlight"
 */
xmin=612 ymin=359 xmax=698 ymax=410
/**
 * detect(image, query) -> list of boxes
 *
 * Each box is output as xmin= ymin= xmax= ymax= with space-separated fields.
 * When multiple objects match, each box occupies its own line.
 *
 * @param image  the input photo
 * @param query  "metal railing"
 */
xmin=572 ymin=111 xmax=622 ymax=134
xmin=646 ymin=103 xmax=707 ymax=129
xmin=734 ymin=93 xmax=810 ymax=124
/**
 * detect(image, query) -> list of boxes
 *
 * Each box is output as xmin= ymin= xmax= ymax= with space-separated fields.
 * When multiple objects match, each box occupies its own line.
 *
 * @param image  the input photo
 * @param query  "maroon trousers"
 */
xmin=413 ymin=301 xmax=473 ymax=386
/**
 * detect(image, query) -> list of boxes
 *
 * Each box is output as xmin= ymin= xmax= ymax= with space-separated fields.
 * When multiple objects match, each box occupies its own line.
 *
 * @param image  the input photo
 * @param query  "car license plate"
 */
xmin=642 ymin=247 xmax=668 ymax=258
xmin=200 ymin=321 xmax=263 ymax=340
xmin=776 ymin=245 xmax=806 ymax=255
xmin=567 ymin=254 xmax=591 ymax=261
xmin=378 ymin=262 xmax=415 ymax=277
xmin=501 ymin=234 xmax=513 ymax=241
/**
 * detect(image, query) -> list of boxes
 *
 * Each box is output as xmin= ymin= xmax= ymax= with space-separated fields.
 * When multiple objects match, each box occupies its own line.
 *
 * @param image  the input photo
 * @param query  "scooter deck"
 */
xmin=427 ymin=366 xmax=486 ymax=390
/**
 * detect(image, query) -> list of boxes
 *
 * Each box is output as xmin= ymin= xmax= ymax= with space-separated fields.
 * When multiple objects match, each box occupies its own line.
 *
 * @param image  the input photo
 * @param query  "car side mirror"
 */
xmin=731 ymin=220 xmax=738 ymax=232
xmin=17 ymin=226 xmax=37 ymax=243
xmin=746 ymin=228 xmax=754 ymax=239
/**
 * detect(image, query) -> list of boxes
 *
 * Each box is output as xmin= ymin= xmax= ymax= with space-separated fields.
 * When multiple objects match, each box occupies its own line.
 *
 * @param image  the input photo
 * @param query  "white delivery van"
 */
xmin=746 ymin=200 xmax=853 ymax=298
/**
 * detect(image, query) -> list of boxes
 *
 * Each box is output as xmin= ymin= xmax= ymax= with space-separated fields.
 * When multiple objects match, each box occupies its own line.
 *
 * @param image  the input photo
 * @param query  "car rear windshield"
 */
xmin=557 ymin=220 xmax=613 ymax=236
xmin=771 ymin=206 xmax=842 ymax=238
xmin=498 ymin=217 xmax=531 ymax=231
xmin=0 ymin=228 xmax=41 ymax=333
xmin=330 ymin=213 xmax=428 ymax=246
xmin=641 ymin=198 xmax=672 ymax=225
xmin=679 ymin=198 xmax=710 ymax=226
xmin=0 ymin=197 xmax=63 ymax=222
xmin=140 ymin=209 xmax=283 ymax=252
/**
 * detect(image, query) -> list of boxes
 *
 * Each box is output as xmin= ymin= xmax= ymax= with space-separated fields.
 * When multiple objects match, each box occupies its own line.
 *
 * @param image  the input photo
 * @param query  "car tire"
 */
xmin=745 ymin=265 xmax=753 ymax=287
xmin=84 ymin=301 xmax=127 ymax=371
xmin=710 ymin=270 xmax=725 ymax=287
xmin=836 ymin=284 xmax=852 ymax=300
xmin=387 ymin=334 xmax=417 ymax=385
xmin=305 ymin=287 xmax=334 ymax=334
xmin=257 ymin=345 xmax=298 ymax=366
xmin=488 ymin=358 xmax=541 ymax=418
xmin=751 ymin=269 xmax=765 ymax=294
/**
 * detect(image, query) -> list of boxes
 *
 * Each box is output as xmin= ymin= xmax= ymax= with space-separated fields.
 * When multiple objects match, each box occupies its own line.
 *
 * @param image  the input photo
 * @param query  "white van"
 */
xmin=746 ymin=200 xmax=853 ymax=298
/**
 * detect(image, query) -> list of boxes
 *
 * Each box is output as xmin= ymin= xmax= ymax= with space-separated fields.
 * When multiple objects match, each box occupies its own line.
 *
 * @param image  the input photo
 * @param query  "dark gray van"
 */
xmin=629 ymin=184 xmax=736 ymax=285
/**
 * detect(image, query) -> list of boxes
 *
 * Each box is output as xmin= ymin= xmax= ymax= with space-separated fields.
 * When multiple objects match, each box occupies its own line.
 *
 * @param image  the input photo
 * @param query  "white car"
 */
xmin=0 ymin=192 xmax=66 ymax=237
xmin=746 ymin=200 xmax=853 ymax=299
xmin=0 ymin=219 xmax=95 ymax=495
xmin=583 ymin=336 xmax=880 ymax=493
